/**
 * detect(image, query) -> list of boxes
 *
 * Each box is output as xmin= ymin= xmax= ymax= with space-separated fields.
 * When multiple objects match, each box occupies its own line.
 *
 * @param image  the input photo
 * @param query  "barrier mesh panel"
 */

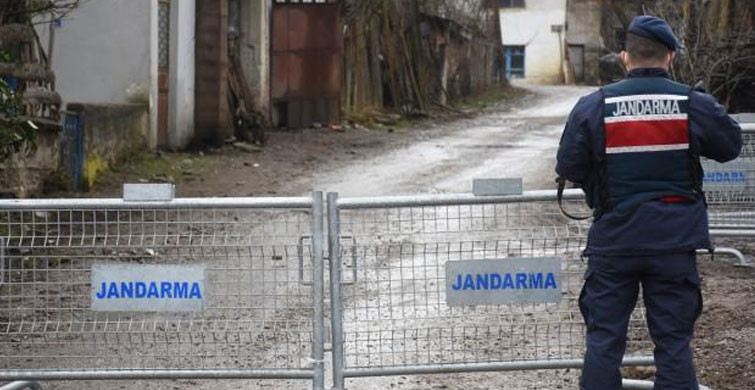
xmin=336 ymin=198 xmax=653 ymax=370
xmin=0 ymin=207 xmax=315 ymax=373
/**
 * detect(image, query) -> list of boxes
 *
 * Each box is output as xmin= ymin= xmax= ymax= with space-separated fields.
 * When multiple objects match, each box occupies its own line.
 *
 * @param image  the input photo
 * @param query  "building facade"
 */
xmin=36 ymin=0 xmax=196 ymax=150
xmin=498 ymin=0 xmax=602 ymax=85
xmin=565 ymin=0 xmax=602 ymax=85
xmin=498 ymin=0 xmax=567 ymax=84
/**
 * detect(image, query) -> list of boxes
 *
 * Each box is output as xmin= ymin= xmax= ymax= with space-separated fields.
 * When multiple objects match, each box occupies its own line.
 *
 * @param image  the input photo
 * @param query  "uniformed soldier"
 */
xmin=556 ymin=15 xmax=742 ymax=390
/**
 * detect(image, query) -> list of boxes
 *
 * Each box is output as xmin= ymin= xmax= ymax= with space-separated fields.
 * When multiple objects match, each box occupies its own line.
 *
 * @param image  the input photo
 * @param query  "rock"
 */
xmin=181 ymin=159 xmax=193 ymax=165
xmin=233 ymin=142 xmax=263 ymax=153
xmin=312 ymin=122 xmax=323 ymax=128
xmin=375 ymin=113 xmax=401 ymax=125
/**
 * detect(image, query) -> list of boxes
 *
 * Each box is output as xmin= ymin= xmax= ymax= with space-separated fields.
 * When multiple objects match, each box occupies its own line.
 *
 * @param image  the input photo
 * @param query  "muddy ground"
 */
xmin=12 ymin=83 xmax=755 ymax=389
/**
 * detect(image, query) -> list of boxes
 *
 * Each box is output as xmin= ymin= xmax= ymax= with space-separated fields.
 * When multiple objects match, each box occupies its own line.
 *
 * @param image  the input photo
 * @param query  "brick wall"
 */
xmin=194 ymin=0 xmax=231 ymax=146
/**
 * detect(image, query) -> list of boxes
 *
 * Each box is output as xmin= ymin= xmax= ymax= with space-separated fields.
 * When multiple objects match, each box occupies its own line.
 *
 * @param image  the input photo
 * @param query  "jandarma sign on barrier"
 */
xmin=445 ymin=257 xmax=563 ymax=306
xmin=91 ymin=263 xmax=206 ymax=312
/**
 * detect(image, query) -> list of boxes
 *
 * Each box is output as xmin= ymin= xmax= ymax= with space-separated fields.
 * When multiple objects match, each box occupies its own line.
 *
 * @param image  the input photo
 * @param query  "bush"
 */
xmin=0 ymin=77 xmax=37 ymax=162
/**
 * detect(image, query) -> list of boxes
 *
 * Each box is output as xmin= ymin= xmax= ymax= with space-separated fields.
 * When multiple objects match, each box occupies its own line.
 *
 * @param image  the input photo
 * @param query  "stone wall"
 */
xmin=0 ymin=103 xmax=148 ymax=197
xmin=0 ymin=129 xmax=61 ymax=198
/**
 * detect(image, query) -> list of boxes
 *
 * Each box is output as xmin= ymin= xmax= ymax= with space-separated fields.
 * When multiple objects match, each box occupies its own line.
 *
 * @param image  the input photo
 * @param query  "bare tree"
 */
xmin=646 ymin=0 xmax=755 ymax=110
xmin=1 ymin=0 xmax=81 ymax=24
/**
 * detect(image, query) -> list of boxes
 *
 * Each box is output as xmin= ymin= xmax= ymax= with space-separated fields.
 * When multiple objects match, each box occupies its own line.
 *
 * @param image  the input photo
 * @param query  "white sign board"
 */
xmin=446 ymin=257 xmax=562 ymax=306
xmin=702 ymin=158 xmax=754 ymax=191
xmin=91 ymin=263 xmax=206 ymax=312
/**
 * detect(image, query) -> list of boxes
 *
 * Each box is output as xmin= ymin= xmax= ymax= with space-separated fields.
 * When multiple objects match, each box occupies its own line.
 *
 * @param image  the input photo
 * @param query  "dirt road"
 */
xmin=303 ymin=83 xmax=595 ymax=196
xmin=12 ymin=84 xmax=755 ymax=390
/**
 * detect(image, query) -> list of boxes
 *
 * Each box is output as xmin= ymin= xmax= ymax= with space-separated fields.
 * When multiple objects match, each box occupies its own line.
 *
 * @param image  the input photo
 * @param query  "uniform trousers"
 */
xmin=579 ymin=252 xmax=702 ymax=390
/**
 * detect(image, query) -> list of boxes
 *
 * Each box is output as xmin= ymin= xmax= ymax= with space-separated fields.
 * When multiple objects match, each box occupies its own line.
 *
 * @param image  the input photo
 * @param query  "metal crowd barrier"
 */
xmin=704 ymin=121 xmax=755 ymax=210
xmin=703 ymin=120 xmax=755 ymax=265
xmin=327 ymin=190 xmax=656 ymax=390
xmin=3 ymin=187 xmax=735 ymax=389
xmin=0 ymin=193 xmax=326 ymax=389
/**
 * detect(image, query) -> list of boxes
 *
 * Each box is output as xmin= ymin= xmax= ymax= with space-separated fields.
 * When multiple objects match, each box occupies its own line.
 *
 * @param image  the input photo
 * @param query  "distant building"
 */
xmin=497 ymin=0 xmax=602 ymax=85
xmin=498 ymin=0 xmax=567 ymax=84
xmin=565 ymin=0 xmax=602 ymax=85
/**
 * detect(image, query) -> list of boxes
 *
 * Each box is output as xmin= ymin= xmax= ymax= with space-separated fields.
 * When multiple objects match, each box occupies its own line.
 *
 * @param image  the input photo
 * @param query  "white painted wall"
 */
xmin=38 ymin=0 xmax=152 ymax=104
xmin=168 ymin=0 xmax=195 ymax=149
xmin=37 ymin=0 xmax=195 ymax=150
xmin=37 ymin=0 xmax=156 ymax=145
xmin=500 ymin=0 xmax=566 ymax=84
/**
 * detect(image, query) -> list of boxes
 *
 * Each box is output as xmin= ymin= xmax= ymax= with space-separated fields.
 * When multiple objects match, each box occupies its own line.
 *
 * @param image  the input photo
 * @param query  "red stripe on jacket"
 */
xmin=605 ymin=119 xmax=689 ymax=148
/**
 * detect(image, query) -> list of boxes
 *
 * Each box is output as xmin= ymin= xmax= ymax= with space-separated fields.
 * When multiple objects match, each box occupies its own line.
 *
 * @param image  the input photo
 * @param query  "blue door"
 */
xmin=503 ymin=46 xmax=525 ymax=79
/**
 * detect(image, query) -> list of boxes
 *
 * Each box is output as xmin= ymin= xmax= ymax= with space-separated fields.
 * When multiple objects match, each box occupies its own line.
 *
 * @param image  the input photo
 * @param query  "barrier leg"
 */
xmin=312 ymin=192 xmax=326 ymax=390
xmin=697 ymin=248 xmax=752 ymax=267
xmin=327 ymin=192 xmax=345 ymax=390
xmin=0 ymin=382 xmax=44 ymax=390
xmin=715 ymin=247 xmax=751 ymax=268
xmin=622 ymin=379 xmax=711 ymax=390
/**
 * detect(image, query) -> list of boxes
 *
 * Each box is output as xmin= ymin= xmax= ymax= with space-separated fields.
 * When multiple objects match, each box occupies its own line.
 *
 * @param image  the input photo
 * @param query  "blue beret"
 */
xmin=628 ymin=15 xmax=679 ymax=51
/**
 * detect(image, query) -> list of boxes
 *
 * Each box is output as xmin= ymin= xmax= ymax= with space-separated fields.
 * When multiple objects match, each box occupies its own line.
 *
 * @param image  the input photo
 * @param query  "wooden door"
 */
xmin=568 ymin=44 xmax=585 ymax=83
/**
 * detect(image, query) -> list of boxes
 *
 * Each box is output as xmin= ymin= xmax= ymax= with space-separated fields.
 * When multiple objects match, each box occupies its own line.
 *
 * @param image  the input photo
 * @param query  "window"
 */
xmin=499 ymin=0 xmax=525 ymax=8
xmin=503 ymin=46 xmax=525 ymax=78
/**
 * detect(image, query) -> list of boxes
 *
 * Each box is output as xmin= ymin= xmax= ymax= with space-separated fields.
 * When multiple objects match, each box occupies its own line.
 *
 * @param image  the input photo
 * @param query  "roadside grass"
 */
xmin=455 ymin=85 xmax=530 ymax=111
xmin=92 ymin=150 xmax=221 ymax=193
xmin=345 ymin=85 xmax=529 ymax=130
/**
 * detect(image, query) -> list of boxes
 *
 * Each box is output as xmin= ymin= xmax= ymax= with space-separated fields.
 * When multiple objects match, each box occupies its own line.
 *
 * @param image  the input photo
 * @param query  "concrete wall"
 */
xmin=499 ymin=0 xmax=567 ymax=84
xmin=68 ymin=103 xmax=149 ymax=190
xmin=566 ymin=0 xmax=602 ymax=85
xmin=241 ymin=0 xmax=270 ymax=119
xmin=168 ymin=0 xmax=196 ymax=149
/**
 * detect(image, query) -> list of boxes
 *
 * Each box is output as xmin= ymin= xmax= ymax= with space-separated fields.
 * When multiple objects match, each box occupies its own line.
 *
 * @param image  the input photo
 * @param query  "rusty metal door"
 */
xmin=271 ymin=0 xmax=342 ymax=128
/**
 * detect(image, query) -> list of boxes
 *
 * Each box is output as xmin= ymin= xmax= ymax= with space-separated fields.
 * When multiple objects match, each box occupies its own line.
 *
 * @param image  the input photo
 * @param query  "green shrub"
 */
xmin=0 ymin=77 xmax=37 ymax=162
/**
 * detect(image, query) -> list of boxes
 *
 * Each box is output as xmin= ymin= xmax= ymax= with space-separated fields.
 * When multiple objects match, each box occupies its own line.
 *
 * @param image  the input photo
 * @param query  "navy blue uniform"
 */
xmin=556 ymin=68 xmax=742 ymax=390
